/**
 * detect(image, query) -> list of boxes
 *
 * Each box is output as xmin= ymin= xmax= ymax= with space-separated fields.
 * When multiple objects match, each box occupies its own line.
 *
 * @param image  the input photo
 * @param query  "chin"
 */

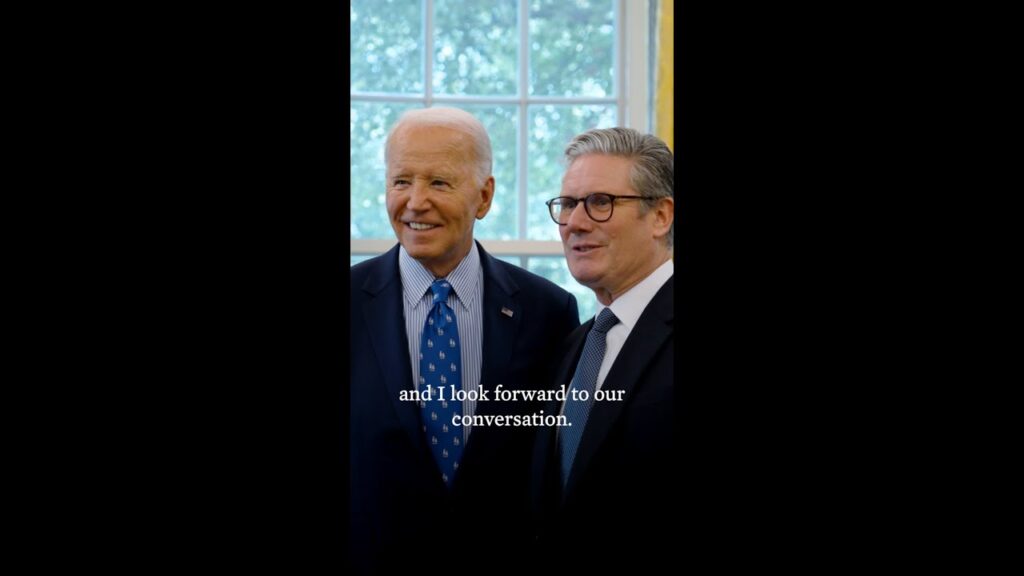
xmin=567 ymin=264 xmax=601 ymax=287
xmin=403 ymin=243 xmax=440 ymax=260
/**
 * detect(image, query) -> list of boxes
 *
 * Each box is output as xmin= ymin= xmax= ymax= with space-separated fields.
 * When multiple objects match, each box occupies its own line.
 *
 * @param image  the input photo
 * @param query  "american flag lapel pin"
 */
xmin=501 ymin=306 xmax=514 ymax=318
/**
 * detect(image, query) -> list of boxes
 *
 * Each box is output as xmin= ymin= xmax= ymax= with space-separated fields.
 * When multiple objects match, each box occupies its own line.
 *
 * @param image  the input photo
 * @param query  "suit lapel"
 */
xmin=475 ymin=243 xmax=521 ymax=404
xmin=564 ymin=277 xmax=674 ymax=498
xmin=456 ymin=243 xmax=523 ymax=472
xmin=361 ymin=246 xmax=421 ymax=451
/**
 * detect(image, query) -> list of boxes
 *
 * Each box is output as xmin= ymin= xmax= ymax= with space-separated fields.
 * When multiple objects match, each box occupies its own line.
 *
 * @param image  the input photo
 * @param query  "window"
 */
xmin=350 ymin=0 xmax=651 ymax=322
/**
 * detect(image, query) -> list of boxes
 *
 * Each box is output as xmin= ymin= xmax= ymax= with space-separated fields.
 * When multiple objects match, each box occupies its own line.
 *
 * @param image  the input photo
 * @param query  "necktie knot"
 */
xmin=429 ymin=280 xmax=454 ymax=329
xmin=430 ymin=279 xmax=453 ymax=305
xmin=592 ymin=308 xmax=619 ymax=334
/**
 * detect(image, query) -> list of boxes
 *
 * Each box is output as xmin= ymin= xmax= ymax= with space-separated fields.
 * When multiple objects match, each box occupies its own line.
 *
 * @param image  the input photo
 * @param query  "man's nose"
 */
xmin=407 ymin=181 xmax=431 ymax=210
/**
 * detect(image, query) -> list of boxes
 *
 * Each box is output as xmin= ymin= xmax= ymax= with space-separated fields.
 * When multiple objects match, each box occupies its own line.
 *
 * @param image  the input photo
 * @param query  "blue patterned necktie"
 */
xmin=419 ymin=279 xmax=463 ymax=488
xmin=559 ymin=308 xmax=620 ymax=487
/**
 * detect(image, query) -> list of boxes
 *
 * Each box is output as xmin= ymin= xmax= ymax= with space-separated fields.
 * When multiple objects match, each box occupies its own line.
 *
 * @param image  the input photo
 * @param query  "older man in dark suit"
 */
xmin=532 ymin=127 xmax=675 ymax=569
xmin=349 ymin=107 xmax=579 ymax=574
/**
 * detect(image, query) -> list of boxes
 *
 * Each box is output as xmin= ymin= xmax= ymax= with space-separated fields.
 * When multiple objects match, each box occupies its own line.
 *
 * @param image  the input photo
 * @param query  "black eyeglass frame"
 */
xmin=544 ymin=193 xmax=656 ymax=225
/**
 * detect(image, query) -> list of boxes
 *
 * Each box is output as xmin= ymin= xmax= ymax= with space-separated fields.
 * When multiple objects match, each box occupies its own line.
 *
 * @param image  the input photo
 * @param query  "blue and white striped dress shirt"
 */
xmin=399 ymin=242 xmax=484 ymax=442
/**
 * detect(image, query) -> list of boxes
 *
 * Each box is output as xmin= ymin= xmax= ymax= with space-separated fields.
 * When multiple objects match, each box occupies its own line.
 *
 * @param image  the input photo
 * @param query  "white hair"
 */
xmin=385 ymin=107 xmax=492 ymax=184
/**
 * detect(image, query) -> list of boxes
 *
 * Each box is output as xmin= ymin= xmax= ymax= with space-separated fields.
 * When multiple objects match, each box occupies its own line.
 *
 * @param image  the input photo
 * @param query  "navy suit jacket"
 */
xmin=349 ymin=242 xmax=579 ymax=574
xmin=530 ymin=275 xmax=674 ymax=569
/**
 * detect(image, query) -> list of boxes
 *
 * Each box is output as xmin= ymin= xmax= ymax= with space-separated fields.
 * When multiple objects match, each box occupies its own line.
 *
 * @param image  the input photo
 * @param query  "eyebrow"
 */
xmin=563 ymin=191 xmax=614 ymax=198
xmin=388 ymin=172 xmax=459 ymax=183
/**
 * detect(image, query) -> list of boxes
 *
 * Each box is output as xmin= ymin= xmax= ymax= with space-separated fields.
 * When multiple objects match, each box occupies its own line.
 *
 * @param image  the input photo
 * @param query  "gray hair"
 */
xmin=564 ymin=127 xmax=674 ymax=247
xmin=385 ymin=107 xmax=493 ymax=186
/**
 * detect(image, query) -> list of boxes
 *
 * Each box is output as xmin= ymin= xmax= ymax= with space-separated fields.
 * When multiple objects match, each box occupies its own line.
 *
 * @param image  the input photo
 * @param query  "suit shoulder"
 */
xmin=350 ymin=251 xmax=393 ymax=276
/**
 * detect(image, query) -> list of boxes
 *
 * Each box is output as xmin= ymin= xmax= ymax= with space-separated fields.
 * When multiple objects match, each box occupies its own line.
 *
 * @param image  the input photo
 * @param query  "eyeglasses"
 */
xmin=545 ymin=193 xmax=654 ymax=225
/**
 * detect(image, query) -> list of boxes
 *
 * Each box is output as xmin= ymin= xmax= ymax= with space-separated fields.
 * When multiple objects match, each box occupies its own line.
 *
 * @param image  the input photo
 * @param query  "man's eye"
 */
xmin=562 ymin=200 xmax=578 ymax=210
xmin=590 ymin=196 xmax=611 ymax=207
xmin=392 ymin=179 xmax=410 ymax=187
xmin=431 ymin=180 xmax=449 ymax=187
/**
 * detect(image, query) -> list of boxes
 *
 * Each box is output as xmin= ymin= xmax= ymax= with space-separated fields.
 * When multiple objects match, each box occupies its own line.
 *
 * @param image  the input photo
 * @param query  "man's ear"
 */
xmin=476 ymin=176 xmax=495 ymax=219
xmin=651 ymin=196 xmax=674 ymax=239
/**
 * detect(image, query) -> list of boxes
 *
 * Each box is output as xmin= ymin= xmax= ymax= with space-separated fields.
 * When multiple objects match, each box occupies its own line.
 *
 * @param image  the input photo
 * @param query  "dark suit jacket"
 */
xmin=530 ymin=275 xmax=674 ymax=570
xmin=349 ymin=242 xmax=579 ymax=574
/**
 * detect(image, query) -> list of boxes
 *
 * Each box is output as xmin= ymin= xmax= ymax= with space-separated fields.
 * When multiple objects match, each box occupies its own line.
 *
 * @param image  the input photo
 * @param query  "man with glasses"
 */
xmin=531 ymin=127 xmax=675 ymax=569
xmin=349 ymin=107 xmax=580 ymax=573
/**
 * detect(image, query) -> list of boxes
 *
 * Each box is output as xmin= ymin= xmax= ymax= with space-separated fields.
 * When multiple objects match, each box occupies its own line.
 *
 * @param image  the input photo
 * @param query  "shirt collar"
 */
xmin=398 ymin=242 xmax=481 ymax=312
xmin=599 ymin=258 xmax=674 ymax=332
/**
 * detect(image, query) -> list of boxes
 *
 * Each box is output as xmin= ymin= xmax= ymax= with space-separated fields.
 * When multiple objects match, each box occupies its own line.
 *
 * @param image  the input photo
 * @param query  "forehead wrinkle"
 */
xmin=562 ymin=159 xmax=637 ymax=196
xmin=388 ymin=145 xmax=473 ymax=184
xmin=387 ymin=156 xmax=464 ymax=182
xmin=563 ymin=173 xmax=634 ymax=195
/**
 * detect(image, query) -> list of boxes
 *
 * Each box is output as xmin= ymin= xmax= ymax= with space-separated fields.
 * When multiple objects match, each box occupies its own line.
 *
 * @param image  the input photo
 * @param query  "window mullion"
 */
xmin=518 ymin=0 xmax=529 ymax=241
xmin=424 ymin=0 xmax=434 ymax=106
xmin=615 ymin=0 xmax=623 ymax=124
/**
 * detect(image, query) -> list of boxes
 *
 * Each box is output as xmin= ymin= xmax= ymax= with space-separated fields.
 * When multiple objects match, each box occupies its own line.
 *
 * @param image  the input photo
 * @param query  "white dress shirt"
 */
xmin=398 ymin=243 xmax=484 ymax=441
xmin=557 ymin=257 xmax=673 ymax=419
xmin=594 ymin=258 xmax=674 ymax=392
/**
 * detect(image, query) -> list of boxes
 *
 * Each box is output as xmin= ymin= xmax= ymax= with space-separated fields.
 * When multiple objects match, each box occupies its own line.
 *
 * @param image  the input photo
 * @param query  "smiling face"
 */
xmin=386 ymin=123 xmax=494 ymax=278
xmin=559 ymin=154 xmax=673 ymax=305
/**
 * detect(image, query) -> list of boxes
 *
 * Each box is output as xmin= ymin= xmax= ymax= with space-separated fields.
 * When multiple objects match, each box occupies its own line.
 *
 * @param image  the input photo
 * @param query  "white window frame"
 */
xmin=350 ymin=0 xmax=649 ymax=259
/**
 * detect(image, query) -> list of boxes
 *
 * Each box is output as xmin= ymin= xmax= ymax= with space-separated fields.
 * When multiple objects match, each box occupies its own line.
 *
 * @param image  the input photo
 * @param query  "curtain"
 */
xmin=653 ymin=0 xmax=674 ymax=151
